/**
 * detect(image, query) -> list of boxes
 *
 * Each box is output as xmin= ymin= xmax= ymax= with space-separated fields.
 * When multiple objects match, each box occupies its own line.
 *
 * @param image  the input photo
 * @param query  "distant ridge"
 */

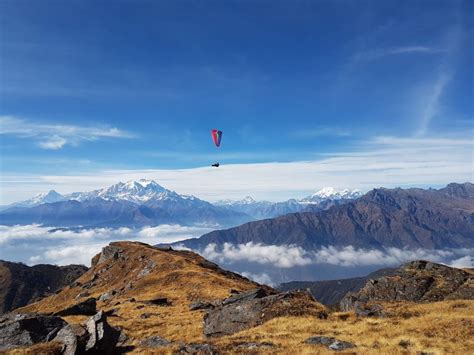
xmin=172 ymin=183 xmax=474 ymax=250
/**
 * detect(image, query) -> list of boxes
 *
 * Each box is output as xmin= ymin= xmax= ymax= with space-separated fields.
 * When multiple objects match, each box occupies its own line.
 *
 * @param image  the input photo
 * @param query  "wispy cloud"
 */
xmin=2 ymin=133 xmax=469 ymax=204
xmin=291 ymin=126 xmax=352 ymax=139
xmin=354 ymin=46 xmax=445 ymax=62
xmin=0 ymin=115 xmax=135 ymax=150
xmin=416 ymin=71 xmax=452 ymax=136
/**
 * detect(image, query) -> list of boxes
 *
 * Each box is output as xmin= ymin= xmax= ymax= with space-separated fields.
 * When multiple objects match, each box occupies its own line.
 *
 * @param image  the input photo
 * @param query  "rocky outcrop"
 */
xmin=278 ymin=267 xmax=397 ymax=305
xmin=84 ymin=311 xmax=121 ymax=353
xmin=340 ymin=260 xmax=474 ymax=311
xmin=0 ymin=260 xmax=88 ymax=314
xmin=204 ymin=288 xmax=327 ymax=337
xmin=0 ymin=311 xmax=120 ymax=353
xmin=0 ymin=313 xmax=68 ymax=351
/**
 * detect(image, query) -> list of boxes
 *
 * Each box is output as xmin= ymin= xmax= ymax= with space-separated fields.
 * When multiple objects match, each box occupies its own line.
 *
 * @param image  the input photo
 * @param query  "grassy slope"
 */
xmin=9 ymin=242 xmax=474 ymax=354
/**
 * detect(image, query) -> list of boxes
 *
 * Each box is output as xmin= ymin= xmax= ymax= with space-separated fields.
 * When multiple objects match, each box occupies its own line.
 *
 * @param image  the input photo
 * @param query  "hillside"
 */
xmin=278 ymin=267 xmax=397 ymax=306
xmin=2 ymin=242 xmax=474 ymax=354
xmin=341 ymin=260 xmax=474 ymax=310
xmin=0 ymin=261 xmax=88 ymax=314
xmin=176 ymin=183 xmax=474 ymax=250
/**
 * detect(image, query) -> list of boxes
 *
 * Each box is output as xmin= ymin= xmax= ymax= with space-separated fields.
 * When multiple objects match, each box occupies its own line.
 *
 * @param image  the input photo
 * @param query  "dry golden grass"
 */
xmin=10 ymin=243 xmax=474 ymax=354
xmin=212 ymin=300 xmax=474 ymax=354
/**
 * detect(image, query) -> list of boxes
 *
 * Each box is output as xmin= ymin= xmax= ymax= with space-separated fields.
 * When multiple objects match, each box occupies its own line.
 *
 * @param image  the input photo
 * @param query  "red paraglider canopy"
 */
xmin=210 ymin=129 xmax=222 ymax=147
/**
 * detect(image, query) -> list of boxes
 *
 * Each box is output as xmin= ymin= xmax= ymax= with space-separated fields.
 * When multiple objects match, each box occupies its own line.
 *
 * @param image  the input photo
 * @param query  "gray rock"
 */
xmin=305 ymin=336 xmax=355 ymax=351
xmin=99 ymin=290 xmax=117 ymax=302
xmin=305 ymin=336 xmax=336 ymax=346
xmin=140 ymin=335 xmax=171 ymax=347
xmin=221 ymin=287 xmax=271 ymax=305
xmin=85 ymin=311 xmax=121 ymax=353
xmin=354 ymin=302 xmax=384 ymax=317
xmin=55 ymin=297 xmax=97 ymax=316
xmin=0 ymin=313 xmax=68 ymax=350
xmin=189 ymin=300 xmax=214 ymax=311
xmin=204 ymin=289 xmax=327 ymax=337
xmin=96 ymin=244 xmax=124 ymax=265
xmin=329 ymin=340 xmax=355 ymax=351
xmin=53 ymin=324 xmax=78 ymax=355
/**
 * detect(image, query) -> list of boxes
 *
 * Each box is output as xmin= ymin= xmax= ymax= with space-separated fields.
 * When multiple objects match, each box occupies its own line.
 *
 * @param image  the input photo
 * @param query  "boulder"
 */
xmin=55 ymin=297 xmax=97 ymax=316
xmin=204 ymin=289 xmax=327 ymax=337
xmin=354 ymin=302 xmax=384 ymax=318
xmin=0 ymin=313 xmax=67 ymax=351
xmin=304 ymin=336 xmax=355 ymax=351
xmin=52 ymin=324 xmax=79 ymax=355
xmin=85 ymin=311 xmax=121 ymax=353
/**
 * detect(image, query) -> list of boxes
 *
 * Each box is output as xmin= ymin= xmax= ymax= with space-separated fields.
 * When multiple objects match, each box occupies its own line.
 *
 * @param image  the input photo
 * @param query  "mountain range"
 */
xmin=0 ymin=180 xmax=362 ymax=228
xmin=215 ymin=187 xmax=362 ymax=220
xmin=175 ymin=183 xmax=474 ymax=251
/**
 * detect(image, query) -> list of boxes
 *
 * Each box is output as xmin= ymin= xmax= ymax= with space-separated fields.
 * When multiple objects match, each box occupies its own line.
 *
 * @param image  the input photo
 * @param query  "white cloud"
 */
xmin=195 ymin=242 xmax=471 ymax=269
xmin=0 ymin=115 xmax=134 ymax=150
xmin=313 ymin=246 xmax=453 ymax=267
xmin=0 ymin=224 xmax=211 ymax=265
xmin=241 ymin=271 xmax=274 ymax=286
xmin=38 ymin=135 xmax=68 ymax=150
xmin=450 ymin=256 xmax=473 ymax=268
xmin=201 ymin=243 xmax=313 ymax=268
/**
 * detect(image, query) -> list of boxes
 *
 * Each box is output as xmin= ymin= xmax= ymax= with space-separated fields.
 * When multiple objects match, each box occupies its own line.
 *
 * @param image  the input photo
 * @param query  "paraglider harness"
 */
xmin=211 ymin=162 xmax=220 ymax=167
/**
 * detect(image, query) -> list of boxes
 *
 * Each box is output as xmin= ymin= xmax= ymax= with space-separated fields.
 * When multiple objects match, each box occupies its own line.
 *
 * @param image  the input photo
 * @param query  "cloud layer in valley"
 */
xmin=196 ymin=242 xmax=474 ymax=269
xmin=0 ymin=224 xmax=212 ymax=266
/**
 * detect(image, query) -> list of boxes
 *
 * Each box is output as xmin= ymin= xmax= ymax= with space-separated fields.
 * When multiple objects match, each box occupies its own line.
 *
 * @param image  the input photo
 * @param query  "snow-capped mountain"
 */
xmin=0 ymin=180 xmax=251 ymax=228
xmin=65 ymin=179 xmax=185 ymax=203
xmin=214 ymin=188 xmax=363 ymax=220
xmin=299 ymin=187 xmax=363 ymax=204
xmin=8 ymin=190 xmax=66 ymax=208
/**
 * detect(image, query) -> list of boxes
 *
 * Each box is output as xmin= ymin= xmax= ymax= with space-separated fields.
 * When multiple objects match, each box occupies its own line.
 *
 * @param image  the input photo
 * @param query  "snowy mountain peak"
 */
xmin=242 ymin=196 xmax=256 ymax=204
xmin=67 ymin=179 xmax=173 ymax=203
xmin=300 ymin=187 xmax=363 ymax=204
xmin=11 ymin=190 xmax=65 ymax=208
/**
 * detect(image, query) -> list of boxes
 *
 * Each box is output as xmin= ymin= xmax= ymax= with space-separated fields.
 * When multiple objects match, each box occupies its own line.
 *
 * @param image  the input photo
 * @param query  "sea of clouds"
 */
xmin=0 ymin=224 xmax=213 ymax=266
xmin=194 ymin=242 xmax=473 ymax=269
xmin=1 ymin=224 xmax=472 ymax=287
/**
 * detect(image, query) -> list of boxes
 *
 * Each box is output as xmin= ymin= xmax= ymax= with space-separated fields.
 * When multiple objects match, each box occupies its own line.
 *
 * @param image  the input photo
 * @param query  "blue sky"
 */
xmin=0 ymin=0 xmax=472 ymax=203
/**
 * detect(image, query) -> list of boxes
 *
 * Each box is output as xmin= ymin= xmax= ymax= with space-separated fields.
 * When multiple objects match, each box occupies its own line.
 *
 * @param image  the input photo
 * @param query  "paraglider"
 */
xmin=210 ymin=129 xmax=222 ymax=167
